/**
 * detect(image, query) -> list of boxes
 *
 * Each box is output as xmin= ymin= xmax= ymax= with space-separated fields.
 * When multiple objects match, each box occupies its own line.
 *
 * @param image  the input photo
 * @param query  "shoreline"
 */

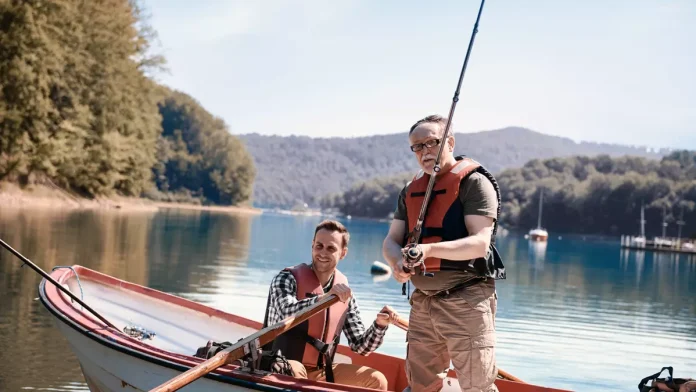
xmin=0 ymin=183 xmax=262 ymax=215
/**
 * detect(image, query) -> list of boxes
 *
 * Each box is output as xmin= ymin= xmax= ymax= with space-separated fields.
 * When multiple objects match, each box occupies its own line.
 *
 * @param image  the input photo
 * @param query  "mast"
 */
xmin=537 ymin=189 xmax=543 ymax=229
xmin=677 ymin=205 xmax=685 ymax=241
xmin=640 ymin=203 xmax=645 ymax=238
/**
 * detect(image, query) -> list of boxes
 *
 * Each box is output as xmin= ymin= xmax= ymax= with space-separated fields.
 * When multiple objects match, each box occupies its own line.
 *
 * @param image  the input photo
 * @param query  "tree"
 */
xmin=0 ymin=0 xmax=165 ymax=197
xmin=154 ymin=89 xmax=256 ymax=206
xmin=323 ymin=153 xmax=696 ymax=238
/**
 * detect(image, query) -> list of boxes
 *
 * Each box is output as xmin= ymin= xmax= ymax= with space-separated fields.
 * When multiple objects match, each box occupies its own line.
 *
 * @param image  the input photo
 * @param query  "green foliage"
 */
xmin=0 ymin=0 xmax=91 ymax=184
xmin=324 ymin=152 xmax=696 ymax=238
xmin=0 ymin=0 xmax=161 ymax=196
xmin=154 ymin=89 xmax=256 ymax=205
xmin=0 ymin=0 xmax=254 ymax=205
xmin=320 ymin=172 xmax=414 ymax=218
xmin=240 ymin=127 xmax=670 ymax=209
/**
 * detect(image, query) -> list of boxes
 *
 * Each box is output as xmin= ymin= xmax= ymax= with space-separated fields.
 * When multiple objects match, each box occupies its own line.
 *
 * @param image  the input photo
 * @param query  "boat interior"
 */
xmin=47 ymin=266 xmax=569 ymax=392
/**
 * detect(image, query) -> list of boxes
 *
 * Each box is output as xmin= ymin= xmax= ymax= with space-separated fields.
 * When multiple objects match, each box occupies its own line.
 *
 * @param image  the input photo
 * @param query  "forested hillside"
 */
xmin=149 ymin=90 xmax=255 ymax=205
xmin=240 ymin=127 xmax=670 ymax=208
xmin=321 ymin=152 xmax=696 ymax=238
xmin=0 ymin=0 xmax=254 ymax=206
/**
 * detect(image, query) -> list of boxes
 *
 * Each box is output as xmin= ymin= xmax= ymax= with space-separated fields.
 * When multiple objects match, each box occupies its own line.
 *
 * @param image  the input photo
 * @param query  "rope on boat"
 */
xmin=51 ymin=266 xmax=85 ymax=309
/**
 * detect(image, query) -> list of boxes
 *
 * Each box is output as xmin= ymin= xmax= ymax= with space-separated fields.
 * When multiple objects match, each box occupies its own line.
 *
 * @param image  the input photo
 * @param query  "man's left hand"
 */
xmin=375 ymin=305 xmax=399 ymax=329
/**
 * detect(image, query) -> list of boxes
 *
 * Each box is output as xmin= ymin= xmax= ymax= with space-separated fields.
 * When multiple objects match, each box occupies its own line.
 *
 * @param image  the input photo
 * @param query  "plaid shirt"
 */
xmin=265 ymin=269 xmax=387 ymax=355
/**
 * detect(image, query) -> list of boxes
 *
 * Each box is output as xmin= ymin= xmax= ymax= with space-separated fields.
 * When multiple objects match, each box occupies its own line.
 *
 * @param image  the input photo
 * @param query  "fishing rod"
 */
xmin=0 ymin=238 xmax=117 ymax=329
xmin=403 ymin=0 xmax=487 ymax=273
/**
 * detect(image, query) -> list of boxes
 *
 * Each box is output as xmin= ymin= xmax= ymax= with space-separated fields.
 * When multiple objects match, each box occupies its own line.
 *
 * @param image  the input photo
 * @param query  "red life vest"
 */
xmin=267 ymin=263 xmax=350 ymax=371
xmin=404 ymin=155 xmax=506 ymax=279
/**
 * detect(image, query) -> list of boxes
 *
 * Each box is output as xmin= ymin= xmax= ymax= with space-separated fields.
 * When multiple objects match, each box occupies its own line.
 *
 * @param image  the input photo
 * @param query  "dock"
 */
xmin=620 ymin=203 xmax=695 ymax=254
xmin=620 ymin=235 xmax=696 ymax=254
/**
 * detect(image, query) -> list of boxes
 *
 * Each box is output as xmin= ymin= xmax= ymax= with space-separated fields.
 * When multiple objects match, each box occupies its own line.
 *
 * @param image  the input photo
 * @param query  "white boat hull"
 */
xmin=528 ymin=228 xmax=548 ymax=242
xmin=51 ymin=301 xmax=277 ymax=391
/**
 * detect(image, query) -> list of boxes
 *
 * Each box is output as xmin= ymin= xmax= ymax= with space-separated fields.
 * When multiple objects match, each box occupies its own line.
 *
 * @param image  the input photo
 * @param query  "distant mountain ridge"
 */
xmin=238 ymin=127 xmax=672 ymax=209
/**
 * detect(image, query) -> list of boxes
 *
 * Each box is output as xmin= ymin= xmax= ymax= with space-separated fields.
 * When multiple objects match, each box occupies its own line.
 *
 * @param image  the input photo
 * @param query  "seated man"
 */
xmin=262 ymin=219 xmax=399 ymax=391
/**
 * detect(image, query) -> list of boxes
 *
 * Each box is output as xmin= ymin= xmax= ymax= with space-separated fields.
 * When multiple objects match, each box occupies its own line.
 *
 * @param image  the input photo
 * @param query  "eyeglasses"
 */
xmin=410 ymin=139 xmax=440 ymax=152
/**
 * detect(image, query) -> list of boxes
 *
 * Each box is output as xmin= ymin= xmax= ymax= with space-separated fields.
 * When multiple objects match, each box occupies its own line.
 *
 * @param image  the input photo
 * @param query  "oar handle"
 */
xmin=392 ymin=315 xmax=409 ymax=331
xmin=151 ymin=352 xmax=229 ymax=392
xmin=387 ymin=314 xmax=525 ymax=384
xmin=497 ymin=369 xmax=525 ymax=384
xmin=150 ymin=294 xmax=340 ymax=392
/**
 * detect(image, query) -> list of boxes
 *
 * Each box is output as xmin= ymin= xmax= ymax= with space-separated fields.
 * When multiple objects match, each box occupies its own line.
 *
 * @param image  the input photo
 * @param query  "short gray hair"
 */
xmin=408 ymin=114 xmax=455 ymax=137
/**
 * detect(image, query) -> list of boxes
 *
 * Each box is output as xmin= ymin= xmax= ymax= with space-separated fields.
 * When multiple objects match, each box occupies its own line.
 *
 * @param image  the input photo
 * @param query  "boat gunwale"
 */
xmin=39 ymin=265 xmax=573 ymax=392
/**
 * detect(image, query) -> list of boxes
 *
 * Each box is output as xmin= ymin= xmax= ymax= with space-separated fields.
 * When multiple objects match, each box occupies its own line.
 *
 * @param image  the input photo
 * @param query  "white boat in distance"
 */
xmin=528 ymin=190 xmax=549 ymax=242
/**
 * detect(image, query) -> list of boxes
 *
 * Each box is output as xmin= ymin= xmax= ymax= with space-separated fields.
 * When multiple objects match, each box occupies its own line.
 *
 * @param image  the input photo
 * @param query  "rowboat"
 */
xmin=39 ymin=265 xmax=571 ymax=392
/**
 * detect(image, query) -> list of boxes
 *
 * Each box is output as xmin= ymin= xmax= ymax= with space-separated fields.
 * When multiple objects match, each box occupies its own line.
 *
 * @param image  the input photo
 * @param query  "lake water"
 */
xmin=0 ymin=206 xmax=694 ymax=392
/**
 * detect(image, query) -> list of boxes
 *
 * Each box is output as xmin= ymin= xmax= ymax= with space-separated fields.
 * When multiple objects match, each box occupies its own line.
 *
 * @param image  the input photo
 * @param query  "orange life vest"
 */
xmin=404 ymin=155 xmax=506 ymax=279
xmin=267 ymin=263 xmax=349 ymax=372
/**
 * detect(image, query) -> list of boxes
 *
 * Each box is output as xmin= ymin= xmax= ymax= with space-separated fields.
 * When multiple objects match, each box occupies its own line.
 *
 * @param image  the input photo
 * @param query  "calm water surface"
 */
xmin=0 ymin=206 xmax=694 ymax=392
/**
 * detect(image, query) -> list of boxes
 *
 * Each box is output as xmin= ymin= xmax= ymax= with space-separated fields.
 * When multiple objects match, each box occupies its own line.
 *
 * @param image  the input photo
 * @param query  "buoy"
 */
xmin=372 ymin=273 xmax=391 ymax=283
xmin=370 ymin=260 xmax=390 ymax=275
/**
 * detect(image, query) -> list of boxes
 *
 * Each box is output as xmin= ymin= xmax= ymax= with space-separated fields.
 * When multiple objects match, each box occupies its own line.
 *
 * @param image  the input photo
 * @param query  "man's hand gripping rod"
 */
xmin=401 ymin=0 xmax=486 ymax=280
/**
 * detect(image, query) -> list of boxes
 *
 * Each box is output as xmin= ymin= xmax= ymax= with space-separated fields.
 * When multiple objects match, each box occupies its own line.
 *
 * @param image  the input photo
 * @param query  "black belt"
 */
xmin=430 ymin=277 xmax=487 ymax=298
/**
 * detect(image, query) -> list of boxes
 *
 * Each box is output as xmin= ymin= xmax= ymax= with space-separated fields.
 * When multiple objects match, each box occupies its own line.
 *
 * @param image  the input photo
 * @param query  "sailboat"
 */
xmin=528 ymin=189 xmax=548 ymax=242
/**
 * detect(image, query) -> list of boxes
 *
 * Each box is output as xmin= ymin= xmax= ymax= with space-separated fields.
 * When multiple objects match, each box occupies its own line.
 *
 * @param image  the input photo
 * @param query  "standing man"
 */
xmin=382 ymin=114 xmax=505 ymax=392
xmin=264 ymin=219 xmax=400 ymax=391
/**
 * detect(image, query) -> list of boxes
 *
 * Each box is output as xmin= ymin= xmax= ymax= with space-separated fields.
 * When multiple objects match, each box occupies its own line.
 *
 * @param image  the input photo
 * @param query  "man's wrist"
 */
xmin=420 ymin=243 xmax=432 ymax=259
xmin=388 ymin=259 xmax=399 ymax=270
xmin=373 ymin=320 xmax=388 ymax=332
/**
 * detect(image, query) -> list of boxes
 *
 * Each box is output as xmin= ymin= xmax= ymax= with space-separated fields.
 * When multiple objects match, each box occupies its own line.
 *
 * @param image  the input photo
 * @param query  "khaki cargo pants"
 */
xmin=406 ymin=282 xmax=498 ymax=392
xmin=288 ymin=360 xmax=389 ymax=390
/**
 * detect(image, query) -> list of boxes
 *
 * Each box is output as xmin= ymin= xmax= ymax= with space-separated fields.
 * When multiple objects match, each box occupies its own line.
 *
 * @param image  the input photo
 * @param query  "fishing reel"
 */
xmin=401 ymin=243 xmax=433 ymax=278
xmin=400 ymin=243 xmax=434 ymax=299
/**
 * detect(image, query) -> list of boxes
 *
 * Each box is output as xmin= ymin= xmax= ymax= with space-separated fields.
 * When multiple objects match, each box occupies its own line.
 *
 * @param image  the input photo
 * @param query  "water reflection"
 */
xmin=0 ymin=206 xmax=158 ymax=392
xmin=0 ymin=206 xmax=255 ymax=392
xmin=527 ymin=240 xmax=547 ymax=266
xmin=146 ymin=208 xmax=254 ymax=295
xmin=495 ymin=234 xmax=696 ymax=390
xmin=0 ymin=208 xmax=694 ymax=392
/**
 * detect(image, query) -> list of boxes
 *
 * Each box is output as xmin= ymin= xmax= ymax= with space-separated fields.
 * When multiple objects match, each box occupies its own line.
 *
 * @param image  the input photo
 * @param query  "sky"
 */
xmin=142 ymin=0 xmax=695 ymax=150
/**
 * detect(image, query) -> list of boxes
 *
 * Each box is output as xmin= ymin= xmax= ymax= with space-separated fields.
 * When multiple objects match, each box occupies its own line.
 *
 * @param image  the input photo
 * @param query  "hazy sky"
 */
xmin=143 ymin=0 xmax=695 ymax=149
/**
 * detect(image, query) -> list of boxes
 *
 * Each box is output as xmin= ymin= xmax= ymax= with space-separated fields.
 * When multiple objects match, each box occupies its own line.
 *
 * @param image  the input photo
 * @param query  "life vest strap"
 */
xmin=420 ymin=227 xmax=444 ymax=238
xmin=410 ymin=189 xmax=447 ymax=198
xmin=304 ymin=335 xmax=336 ymax=382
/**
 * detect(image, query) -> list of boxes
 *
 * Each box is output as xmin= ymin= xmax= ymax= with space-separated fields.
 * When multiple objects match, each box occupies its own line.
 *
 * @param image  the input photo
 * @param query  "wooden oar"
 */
xmin=149 ymin=294 xmax=340 ymax=392
xmin=387 ymin=314 xmax=526 ymax=384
